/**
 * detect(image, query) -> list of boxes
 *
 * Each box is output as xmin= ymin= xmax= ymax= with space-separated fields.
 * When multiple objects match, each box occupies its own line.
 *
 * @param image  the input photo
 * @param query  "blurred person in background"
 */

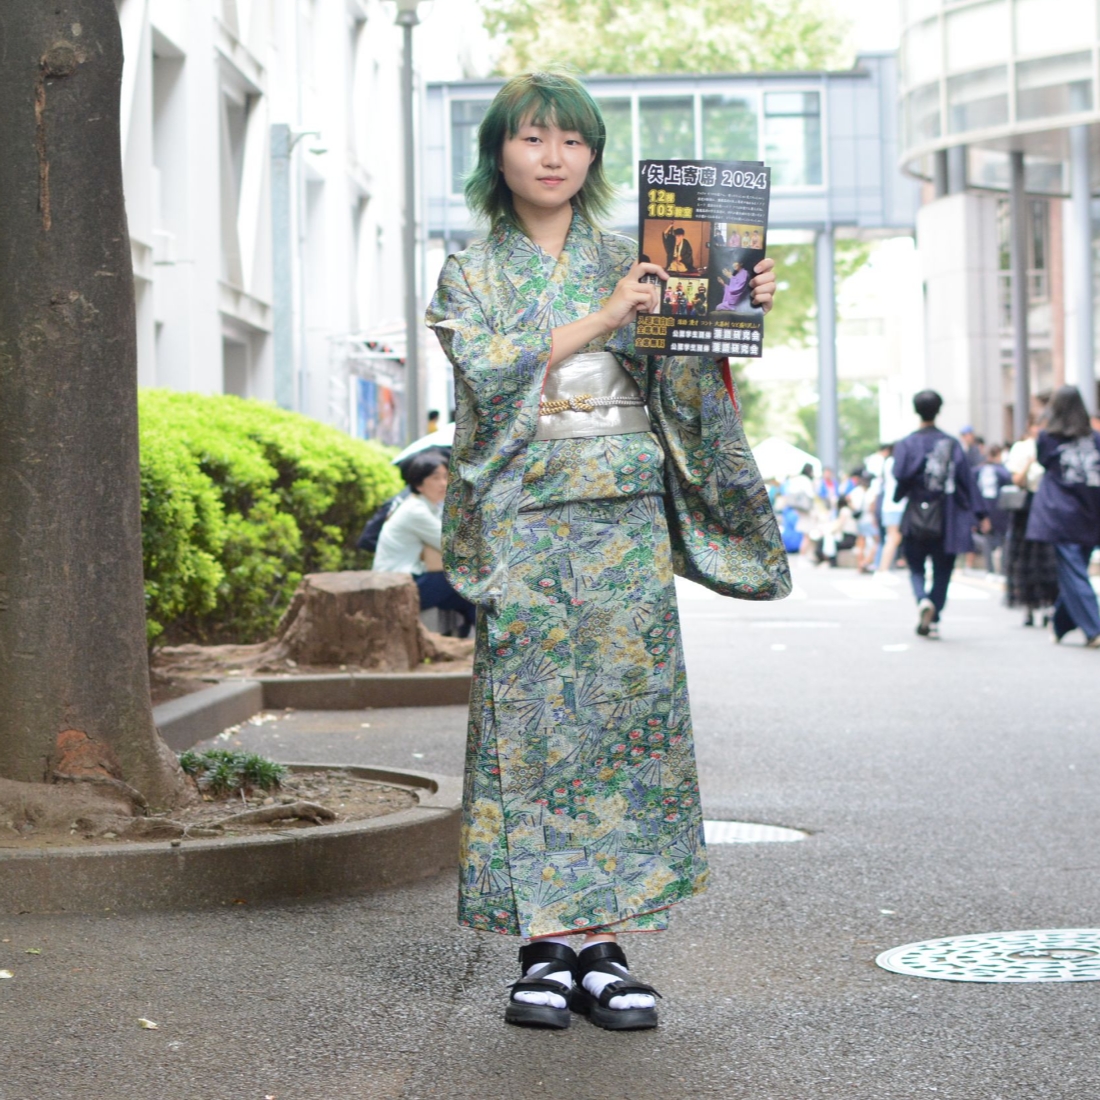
xmin=372 ymin=449 xmax=476 ymax=638
xmin=893 ymin=390 xmax=983 ymax=638
xmin=875 ymin=442 xmax=906 ymax=580
xmin=1025 ymin=386 xmax=1100 ymax=647
xmin=974 ymin=444 xmax=1012 ymax=575
xmin=1004 ymin=408 xmax=1059 ymax=627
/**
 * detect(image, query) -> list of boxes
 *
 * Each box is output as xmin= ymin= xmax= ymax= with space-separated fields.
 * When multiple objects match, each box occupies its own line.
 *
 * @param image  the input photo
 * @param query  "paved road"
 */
xmin=3 ymin=559 xmax=1099 ymax=1099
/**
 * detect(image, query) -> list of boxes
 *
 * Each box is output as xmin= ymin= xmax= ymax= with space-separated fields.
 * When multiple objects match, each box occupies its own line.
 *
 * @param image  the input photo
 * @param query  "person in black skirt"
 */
xmin=1003 ymin=411 xmax=1059 ymax=626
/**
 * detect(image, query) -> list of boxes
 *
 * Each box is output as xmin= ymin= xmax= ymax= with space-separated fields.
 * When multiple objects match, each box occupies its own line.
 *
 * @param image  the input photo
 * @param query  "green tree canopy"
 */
xmin=482 ymin=0 xmax=848 ymax=77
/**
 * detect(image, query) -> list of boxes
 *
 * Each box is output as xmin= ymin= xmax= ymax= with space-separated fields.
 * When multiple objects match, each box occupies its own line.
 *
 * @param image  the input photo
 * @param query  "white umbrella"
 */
xmin=390 ymin=422 xmax=456 ymax=465
xmin=751 ymin=437 xmax=821 ymax=481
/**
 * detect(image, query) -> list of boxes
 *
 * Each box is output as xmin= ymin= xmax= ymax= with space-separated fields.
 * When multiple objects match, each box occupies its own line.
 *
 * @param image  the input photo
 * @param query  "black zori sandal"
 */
xmin=505 ymin=940 xmax=579 ymax=1029
xmin=571 ymin=941 xmax=662 ymax=1031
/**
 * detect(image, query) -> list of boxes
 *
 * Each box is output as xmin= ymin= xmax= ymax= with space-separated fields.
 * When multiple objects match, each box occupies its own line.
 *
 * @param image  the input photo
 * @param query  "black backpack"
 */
xmin=356 ymin=489 xmax=408 ymax=553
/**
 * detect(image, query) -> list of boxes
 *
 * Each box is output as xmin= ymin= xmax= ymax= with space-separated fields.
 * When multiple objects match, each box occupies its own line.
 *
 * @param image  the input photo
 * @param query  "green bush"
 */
xmin=139 ymin=390 xmax=402 ymax=644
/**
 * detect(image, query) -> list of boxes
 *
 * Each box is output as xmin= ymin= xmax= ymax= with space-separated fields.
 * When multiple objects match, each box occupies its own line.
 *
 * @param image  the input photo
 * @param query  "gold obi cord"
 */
xmin=535 ymin=351 xmax=649 ymax=441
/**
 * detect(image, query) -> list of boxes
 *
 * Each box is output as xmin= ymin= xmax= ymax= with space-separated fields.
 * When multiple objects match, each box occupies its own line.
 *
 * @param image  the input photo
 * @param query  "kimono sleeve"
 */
xmin=425 ymin=255 xmax=553 ymax=609
xmin=648 ymin=355 xmax=791 ymax=600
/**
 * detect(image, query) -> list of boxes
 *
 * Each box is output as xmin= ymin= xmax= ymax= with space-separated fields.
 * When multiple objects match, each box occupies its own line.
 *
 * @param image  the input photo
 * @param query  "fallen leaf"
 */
xmin=0 ymin=970 xmax=12 ymax=979
xmin=25 ymin=948 xmax=42 ymax=955
xmin=138 ymin=1018 xmax=159 ymax=1030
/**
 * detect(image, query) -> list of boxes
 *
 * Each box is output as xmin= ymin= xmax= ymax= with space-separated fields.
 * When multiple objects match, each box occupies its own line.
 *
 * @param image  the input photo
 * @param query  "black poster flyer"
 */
xmin=635 ymin=159 xmax=771 ymax=357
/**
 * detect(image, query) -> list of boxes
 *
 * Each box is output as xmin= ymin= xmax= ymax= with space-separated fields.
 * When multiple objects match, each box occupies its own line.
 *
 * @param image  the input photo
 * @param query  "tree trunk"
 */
xmin=0 ymin=1 xmax=187 ymax=808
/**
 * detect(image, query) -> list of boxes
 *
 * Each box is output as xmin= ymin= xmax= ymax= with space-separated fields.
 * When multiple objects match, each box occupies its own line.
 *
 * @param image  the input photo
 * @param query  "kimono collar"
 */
xmin=491 ymin=211 xmax=600 ymax=283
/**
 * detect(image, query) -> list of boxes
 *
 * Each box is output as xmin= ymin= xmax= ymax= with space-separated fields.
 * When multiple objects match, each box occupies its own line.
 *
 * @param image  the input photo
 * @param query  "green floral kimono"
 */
xmin=426 ymin=215 xmax=789 ymax=938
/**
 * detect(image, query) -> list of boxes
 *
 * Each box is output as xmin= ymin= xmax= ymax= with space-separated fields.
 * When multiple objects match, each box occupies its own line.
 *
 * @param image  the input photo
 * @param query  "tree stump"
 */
xmin=273 ymin=572 xmax=424 ymax=671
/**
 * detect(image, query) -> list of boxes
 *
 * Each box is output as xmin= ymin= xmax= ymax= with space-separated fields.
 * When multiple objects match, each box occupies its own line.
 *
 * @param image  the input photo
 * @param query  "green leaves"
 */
xmin=481 ymin=0 xmax=849 ymax=77
xmin=178 ymin=750 xmax=287 ymax=797
xmin=138 ymin=391 xmax=403 ymax=644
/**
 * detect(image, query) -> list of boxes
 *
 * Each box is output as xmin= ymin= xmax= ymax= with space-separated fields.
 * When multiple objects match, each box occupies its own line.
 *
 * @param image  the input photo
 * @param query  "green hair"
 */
xmin=464 ymin=71 xmax=615 ymax=231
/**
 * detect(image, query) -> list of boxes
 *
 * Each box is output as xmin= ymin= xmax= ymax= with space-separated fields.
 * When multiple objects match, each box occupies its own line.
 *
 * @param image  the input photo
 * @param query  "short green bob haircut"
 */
xmin=465 ymin=71 xmax=615 ymax=230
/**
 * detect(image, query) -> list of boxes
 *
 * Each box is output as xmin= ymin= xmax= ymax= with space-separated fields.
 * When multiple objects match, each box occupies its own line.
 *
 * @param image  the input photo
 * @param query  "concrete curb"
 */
xmin=0 ymin=765 xmax=460 ymax=915
xmin=0 ymin=675 xmax=471 ymax=915
xmin=255 ymin=670 xmax=471 ymax=710
xmin=155 ymin=681 xmax=265 ymax=751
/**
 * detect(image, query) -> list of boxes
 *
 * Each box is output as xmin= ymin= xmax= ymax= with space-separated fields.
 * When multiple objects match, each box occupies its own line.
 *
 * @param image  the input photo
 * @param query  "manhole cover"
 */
xmin=876 ymin=929 xmax=1100 ymax=983
xmin=703 ymin=820 xmax=807 ymax=844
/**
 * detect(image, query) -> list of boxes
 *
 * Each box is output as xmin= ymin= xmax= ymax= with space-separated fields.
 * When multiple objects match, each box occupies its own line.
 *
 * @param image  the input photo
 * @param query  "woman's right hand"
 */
xmin=599 ymin=262 xmax=667 ymax=331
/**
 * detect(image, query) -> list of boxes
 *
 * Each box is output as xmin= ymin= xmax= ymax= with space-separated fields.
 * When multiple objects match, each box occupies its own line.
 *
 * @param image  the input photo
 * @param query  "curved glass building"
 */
xmin=898 ymin=0 xmax=1098 ymax=436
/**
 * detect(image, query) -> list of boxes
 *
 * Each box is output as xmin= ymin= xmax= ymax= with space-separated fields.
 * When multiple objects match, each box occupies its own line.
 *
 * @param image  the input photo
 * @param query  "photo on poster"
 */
xmin=641 ymin=218 xmax=713 ymax=278
xmin=711 ymin=222 xmax=765 ymax=250
xmin=635 ymin=159 xmax=771 ymax=357
xmin=708 ymin=245 xmax=766 ymax=316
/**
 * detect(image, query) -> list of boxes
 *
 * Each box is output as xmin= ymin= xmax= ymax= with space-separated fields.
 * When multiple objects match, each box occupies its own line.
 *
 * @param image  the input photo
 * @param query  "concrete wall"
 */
xmin=917 ymin=192 xmax=1003 ymax=442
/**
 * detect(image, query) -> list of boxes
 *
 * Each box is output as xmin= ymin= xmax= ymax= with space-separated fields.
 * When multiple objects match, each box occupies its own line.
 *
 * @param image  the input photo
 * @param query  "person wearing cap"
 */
xmin=960 ymin=426 xmax=984 ymax=469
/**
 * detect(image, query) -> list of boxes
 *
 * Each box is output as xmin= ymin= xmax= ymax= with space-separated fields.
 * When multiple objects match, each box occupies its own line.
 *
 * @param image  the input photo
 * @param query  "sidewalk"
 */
xmin=2 ymin=566 xmax=1098 ymax=1099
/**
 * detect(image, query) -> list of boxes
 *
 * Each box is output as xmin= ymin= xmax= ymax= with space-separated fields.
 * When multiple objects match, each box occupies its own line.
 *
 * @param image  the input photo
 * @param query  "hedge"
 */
xmin=138 ymin=390 xmax=402 ymax=644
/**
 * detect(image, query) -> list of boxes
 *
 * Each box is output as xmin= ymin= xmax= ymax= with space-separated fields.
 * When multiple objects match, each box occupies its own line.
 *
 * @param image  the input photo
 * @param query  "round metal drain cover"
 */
xmin=876 ymin=929 xmax=1100 ymax=983
xmin=703 ymin=820 xmax=807 ymax=844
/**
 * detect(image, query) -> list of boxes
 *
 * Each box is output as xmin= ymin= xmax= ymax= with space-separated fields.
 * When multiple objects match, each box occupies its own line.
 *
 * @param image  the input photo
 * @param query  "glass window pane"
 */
xmin=763 ymin=92 xmax=820 ymax=116
xmin=947 ymin=65 xmax=1008 ymax=133
xmin=945 ymin=1 xmax=1008 ymax=72
xmin=902 ymin=0 xmax=941 ymax=21
xmin=639 ymin=96 xmax=694 ymax=161
xmin=702 ymin=95 xmax=758 ymax=161
xmin=1017 ymin=52 xmax=1093 ymax=119
xmin=450 ymin=99 xmax=488 ymax=193
xmin=1015 ymin=0 xmax=1096 ymax=56
xmin=906 ymin=82 xmax=942 ymax=144
xmin=903 ymin=17 xmax=942 ymax=87
xmin=764 ymin=91 xmax=822 ymax=187
xmin=595 ymin=98 xmax=634 ymax=190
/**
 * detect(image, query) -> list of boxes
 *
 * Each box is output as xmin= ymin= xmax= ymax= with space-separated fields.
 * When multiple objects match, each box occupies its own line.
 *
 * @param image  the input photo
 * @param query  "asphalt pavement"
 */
xmin=3 ymin=558 xmax=1099 ymax=1100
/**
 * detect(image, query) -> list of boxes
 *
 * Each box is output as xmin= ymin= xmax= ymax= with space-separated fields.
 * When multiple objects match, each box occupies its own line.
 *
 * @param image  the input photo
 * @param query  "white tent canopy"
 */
xmin=751 ymin=437 xmax=821 ymax=482
xmin=391 ymin=422 xmax=456 ymax=465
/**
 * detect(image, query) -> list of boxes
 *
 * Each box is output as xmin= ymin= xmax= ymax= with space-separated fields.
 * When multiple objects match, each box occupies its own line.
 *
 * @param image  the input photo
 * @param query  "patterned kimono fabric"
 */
xmin=427 ymin=215 xmax=789 ymax=939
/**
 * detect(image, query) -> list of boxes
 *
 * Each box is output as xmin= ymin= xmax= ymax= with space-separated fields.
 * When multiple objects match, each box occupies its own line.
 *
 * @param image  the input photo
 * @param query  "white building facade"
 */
xmin=117 ymin=0 xmax=425 ymax=443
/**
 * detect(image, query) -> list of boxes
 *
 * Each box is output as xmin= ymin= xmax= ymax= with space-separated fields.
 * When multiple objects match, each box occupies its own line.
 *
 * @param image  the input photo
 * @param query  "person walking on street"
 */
xmin=1024 ymin=386 xmax=1100 ymax=647
xmin=1003 ymin=410 xmax=1060 ymax=626
xmin=426 ymin=70 xmax=787 ymax=1032
xmin=974 ymin=444 xmax=1012 ymax=575
xmin=893 ymin=390 xmax=983 ymax=638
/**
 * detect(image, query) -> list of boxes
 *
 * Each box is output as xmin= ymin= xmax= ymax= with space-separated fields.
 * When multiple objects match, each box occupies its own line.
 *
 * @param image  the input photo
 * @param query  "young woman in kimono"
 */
xmin=426 ymin=71 xmax=789 ymax=1032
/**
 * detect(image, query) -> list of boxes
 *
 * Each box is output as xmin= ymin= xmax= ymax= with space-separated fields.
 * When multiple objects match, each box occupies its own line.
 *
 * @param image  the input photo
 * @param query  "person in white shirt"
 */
xmin=373 ymin=449 xmax=476 ymax=636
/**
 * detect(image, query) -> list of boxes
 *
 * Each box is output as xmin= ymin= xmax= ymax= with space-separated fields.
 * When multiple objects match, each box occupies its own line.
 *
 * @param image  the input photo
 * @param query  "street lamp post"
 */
xmin=392 ymin=0 xmax=423 ymax=443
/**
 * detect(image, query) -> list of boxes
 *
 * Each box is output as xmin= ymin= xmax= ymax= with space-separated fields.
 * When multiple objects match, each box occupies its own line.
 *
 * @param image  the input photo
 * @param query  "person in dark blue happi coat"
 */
xmin=1025 ymin=385 xmax=1100 ymax=647
xmin=892 ymin=390 xmax=984 ymax=638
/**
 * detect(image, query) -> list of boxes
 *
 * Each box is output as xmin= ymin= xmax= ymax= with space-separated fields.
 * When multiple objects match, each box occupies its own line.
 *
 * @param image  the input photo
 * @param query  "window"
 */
xmin=1014 ymin=0 xmax=1096 ymax=56
xmin=702 ymin=95 xmax=758 ymax=162
xmin=451 ymin=99 xmax=489 ymax=193
xmin=764 ymin=91 xmax=822 ymax=187
xmin=595 ymin=98 xmax=634 ymax=190
xmin=944 ymin=1 xmax=1008 ymax=72
xmin=1017 ymin=52 xmax=1093 ymax=120
xmin=903 ymin=17 xmax=942 ymax=87
xmin=947 ymin=65 xmax=1008 ymax=133
xmin=639 ymin=96 xmax=694 ymax=161
xmin=906 ymin=83 xmax=941 ymax=144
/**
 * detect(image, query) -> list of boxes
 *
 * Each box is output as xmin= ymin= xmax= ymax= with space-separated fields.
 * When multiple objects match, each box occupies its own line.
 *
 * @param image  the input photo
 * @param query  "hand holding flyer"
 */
xmin=636 ymin=159 xmax=771 ymax=357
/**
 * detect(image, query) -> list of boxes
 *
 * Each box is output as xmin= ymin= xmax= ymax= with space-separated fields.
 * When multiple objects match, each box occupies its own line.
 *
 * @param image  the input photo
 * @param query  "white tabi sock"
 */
xmin=580 ymin=942 xmax=656 ymax=1011
xmin=512 ymin=936 xmax=574 ymax=1010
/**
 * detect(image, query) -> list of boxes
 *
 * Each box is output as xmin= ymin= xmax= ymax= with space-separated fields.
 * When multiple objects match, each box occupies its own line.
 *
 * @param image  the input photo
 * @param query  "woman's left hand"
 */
xmin=750 ymin=258 xmax=777 ymax=314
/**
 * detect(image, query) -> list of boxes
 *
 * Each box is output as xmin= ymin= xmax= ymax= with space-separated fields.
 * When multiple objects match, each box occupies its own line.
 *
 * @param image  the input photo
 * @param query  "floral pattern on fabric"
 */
xmin=459 ymin=474 xmax=705 ymax=937
xmin=426 ymin=214 xmax=791 ymax=938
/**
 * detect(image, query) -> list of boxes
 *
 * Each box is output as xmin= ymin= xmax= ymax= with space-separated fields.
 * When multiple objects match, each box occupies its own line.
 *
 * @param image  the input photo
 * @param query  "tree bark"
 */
xmin=0 ymin=1 xmax=187 ymax=807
